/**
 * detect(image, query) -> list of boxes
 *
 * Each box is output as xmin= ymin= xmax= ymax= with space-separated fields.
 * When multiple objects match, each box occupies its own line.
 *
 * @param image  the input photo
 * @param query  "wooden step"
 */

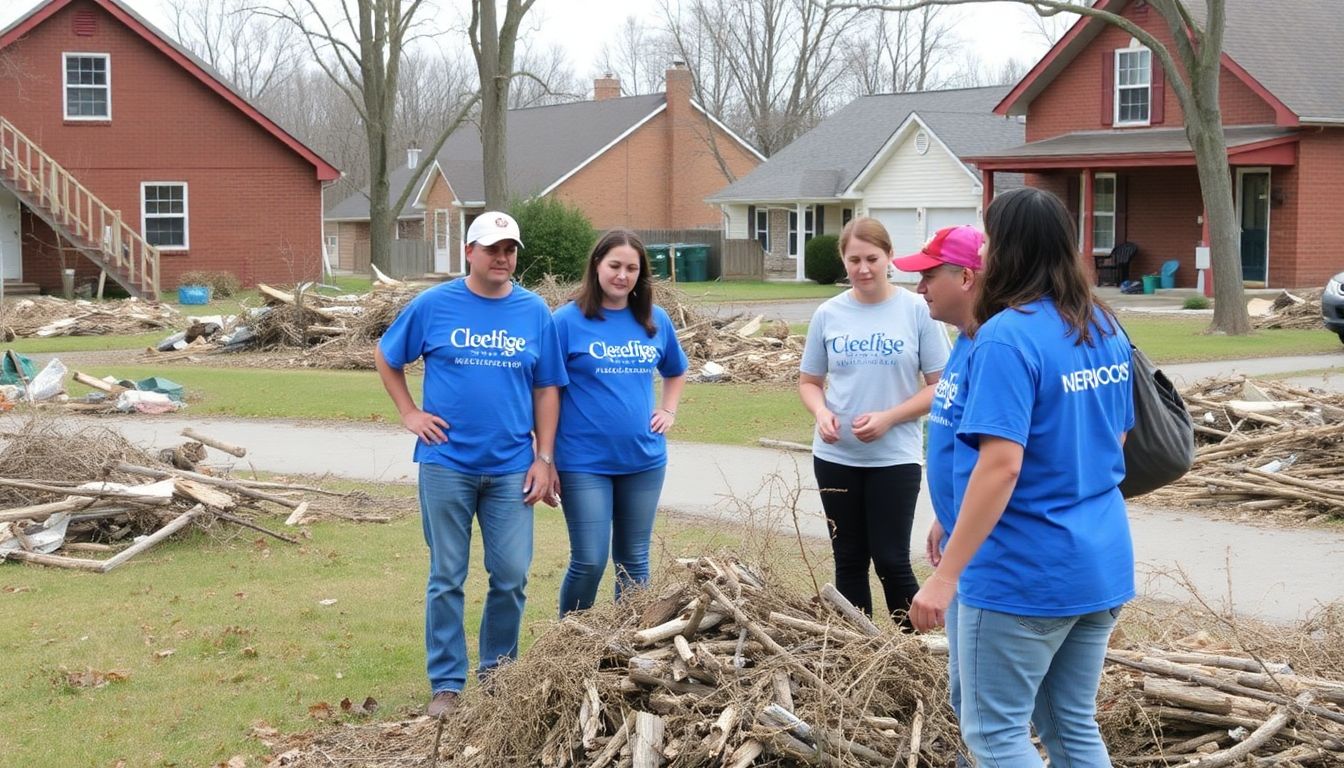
xmin=2 ymin=281 xmax=41 ymax=296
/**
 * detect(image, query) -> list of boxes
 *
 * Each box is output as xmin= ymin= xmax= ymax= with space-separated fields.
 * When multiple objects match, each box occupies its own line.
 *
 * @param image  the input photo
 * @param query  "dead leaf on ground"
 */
xmin=152 ymin=649 xmax=175 ymax=660
xmin=59 ymin=667 xmax=131 ymax=689
xmin=214 ymin=757 xmax=247 ymax=768
xmin=308 ymin=701 xmax=333 ymax=720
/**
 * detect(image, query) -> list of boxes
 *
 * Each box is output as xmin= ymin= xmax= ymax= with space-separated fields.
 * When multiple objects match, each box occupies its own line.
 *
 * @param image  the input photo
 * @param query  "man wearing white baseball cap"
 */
xmin=376 ymin=210 xmax=567 ymax=717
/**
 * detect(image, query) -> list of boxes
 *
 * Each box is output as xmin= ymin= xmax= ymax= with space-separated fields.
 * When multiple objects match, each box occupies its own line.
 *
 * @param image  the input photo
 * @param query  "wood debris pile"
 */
xmin=1252 ymin=289 xmax=1326 ymax=330
xmin=269 ymin=559 xmax=1344 ymax=767
xmin=533 ymin=277 xmax=807 ymax=384
xmin=0 ymin=419 xmax=379 ymax=572
xmin=1143 ymin=377 xmax=1344 ymax=522
xmin=0 ymin=296 xmax=181 ymax=340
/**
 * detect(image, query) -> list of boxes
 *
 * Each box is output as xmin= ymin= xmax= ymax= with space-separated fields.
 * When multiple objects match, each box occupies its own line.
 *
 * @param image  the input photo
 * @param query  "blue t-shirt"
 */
xmin=926 ymin=333 xmax=971 ymax=539
xmin=378 ymin=280 xmax=567 ymax=475
xmin=953 ymin=299 xmax=1136 ymax=617
xmin=553 ymin=302 xmax=688 ymax=474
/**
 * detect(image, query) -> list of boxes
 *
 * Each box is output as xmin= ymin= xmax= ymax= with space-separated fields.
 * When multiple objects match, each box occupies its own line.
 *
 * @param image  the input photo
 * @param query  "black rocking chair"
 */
xmin=1094 ymin=241 xmax=1138 ymax=287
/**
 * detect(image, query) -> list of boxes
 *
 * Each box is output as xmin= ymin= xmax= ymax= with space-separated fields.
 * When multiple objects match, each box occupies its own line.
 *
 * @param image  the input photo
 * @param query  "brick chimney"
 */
xmin=406 ymin=145 xmax=421 ymax=170
xmin=664 ymin=60 xmax=691 ymax=112
xmin=665 ymin=60 xmax=694 ymax=228
xmin=593 ymin=73 xmax=621 ymax=101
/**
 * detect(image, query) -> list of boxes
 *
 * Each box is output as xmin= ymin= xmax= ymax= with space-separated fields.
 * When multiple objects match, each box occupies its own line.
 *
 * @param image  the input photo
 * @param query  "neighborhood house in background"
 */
xmin=0 ymin=0 xmax=338 ymax=298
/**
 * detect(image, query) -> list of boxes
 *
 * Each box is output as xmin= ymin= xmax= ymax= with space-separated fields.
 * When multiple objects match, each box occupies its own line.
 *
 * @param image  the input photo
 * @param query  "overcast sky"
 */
xmin=2 ymin=0 xmax=1057 ymax=84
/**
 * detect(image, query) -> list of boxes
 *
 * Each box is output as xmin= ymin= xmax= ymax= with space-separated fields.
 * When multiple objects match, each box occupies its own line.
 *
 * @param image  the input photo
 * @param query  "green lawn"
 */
xmin=3 ymin=331 xmax=165 ymax=354
xmin=158 ymin=275 xmax=375 ymax=319
xmin=674 ymin=280 xmax=844 ymax=302
xmin=0 ymin=490 xmax=820 ymax=767
xmin=1120 ymin=314 xmax=1342 ymax=363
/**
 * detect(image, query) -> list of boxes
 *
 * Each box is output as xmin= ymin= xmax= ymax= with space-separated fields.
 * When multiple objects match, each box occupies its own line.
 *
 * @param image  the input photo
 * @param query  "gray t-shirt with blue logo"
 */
xmin=801 ymin=288 xmax=951 ymax=467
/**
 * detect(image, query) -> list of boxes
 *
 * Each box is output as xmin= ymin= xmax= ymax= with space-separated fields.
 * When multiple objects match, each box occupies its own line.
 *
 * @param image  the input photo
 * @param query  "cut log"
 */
xmin=820 ymin=583 xmax=882 ymax=637
xmin=97 ymin=505 xmax=204 ymax=573
xmin=631 ymin=712 xmax=664 ymax=768
xmin=180 ymin=428 xmax=248 ymax=458
xmin=173 ymin=479 xmax=235 ymax=509
xmin=1180 ymin=692 xmax=1312 ymax=768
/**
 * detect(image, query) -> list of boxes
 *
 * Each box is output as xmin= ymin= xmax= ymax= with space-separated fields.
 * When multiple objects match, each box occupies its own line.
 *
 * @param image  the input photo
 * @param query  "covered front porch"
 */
xmin=970 ymin=126 xmax=1300 ymax=289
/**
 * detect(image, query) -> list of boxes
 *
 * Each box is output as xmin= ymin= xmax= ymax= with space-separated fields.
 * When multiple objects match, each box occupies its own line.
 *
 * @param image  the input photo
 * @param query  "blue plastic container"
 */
xmin=177 ymin=285 xmax=211 ymax=305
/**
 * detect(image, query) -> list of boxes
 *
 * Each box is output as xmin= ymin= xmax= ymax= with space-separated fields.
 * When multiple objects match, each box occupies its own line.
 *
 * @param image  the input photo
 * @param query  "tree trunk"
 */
xmin=476 ymin=0 xmax=509 ymax=210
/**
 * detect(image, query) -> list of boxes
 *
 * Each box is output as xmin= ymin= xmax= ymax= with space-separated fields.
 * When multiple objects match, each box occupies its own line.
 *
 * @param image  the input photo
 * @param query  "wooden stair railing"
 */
xmin=0 ymin=116 xmax=160 ymax=298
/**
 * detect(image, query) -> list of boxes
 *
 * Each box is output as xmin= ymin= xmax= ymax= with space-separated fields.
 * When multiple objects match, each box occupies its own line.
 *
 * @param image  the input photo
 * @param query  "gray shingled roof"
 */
xmin=325 ymin=94 xmax=667 ymax=221
xmin=324 ymin=165 xmax=427 ymax=221
xmin=973 ymin=125 xmax=1294 ymax=160
xmin=1006 ymin=0 xmax=1344 ymax=124
xmin=706 ymin=86 xmax=1024 ymax=204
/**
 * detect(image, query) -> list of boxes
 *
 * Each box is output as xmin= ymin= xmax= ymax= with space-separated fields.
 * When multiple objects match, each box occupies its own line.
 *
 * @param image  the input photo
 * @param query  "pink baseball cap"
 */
xmin=893 ymin=225 xmax=984 ymax=272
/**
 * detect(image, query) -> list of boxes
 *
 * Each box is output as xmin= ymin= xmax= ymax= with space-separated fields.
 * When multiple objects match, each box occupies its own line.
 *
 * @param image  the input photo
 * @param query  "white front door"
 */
xmin=0 ymin=188 xmax=20 ymax=281
xmin=433 ymin=209 xmax=451 ymax=273
xmin=868 ymin=207 xmax=921 ymax=283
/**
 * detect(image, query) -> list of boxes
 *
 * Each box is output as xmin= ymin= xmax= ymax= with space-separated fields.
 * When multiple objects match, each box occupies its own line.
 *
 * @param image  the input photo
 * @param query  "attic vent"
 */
xmin=72 ymin=9 xmax=97 ymax=36
xmin=914 ymin=130 xmax=930 ymax=155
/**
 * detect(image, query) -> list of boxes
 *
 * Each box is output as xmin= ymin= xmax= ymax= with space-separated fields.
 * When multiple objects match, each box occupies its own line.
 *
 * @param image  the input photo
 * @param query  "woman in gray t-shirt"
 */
xmin=799 ymin=217 xmax=950 ymax=628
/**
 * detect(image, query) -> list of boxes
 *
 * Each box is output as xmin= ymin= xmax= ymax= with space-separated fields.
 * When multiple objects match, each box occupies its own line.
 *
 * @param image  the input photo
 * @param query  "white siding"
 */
xmin=859 ymin=128 xmax=981 ymax=209
xmin=868 ymin=207 xmax=921 ymax=283
xmin=723 ymin=204 xmax=750 ymax=239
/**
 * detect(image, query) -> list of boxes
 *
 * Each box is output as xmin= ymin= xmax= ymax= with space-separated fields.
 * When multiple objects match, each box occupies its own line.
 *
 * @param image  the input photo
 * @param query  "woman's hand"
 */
xmin=650 ymin=408 xmax=676 ymax=434
xmin=402 ymin=409 xmax=449 ymax=445
xmin=814 ymin=407 xmax=841 ymax=443
xmin=851 ymin=410 xmax=895 ymax=442
xmin=926 ymin=520 xmax=945 ymax=567
xmin=910 ymin=574 xmax=957 ymax=633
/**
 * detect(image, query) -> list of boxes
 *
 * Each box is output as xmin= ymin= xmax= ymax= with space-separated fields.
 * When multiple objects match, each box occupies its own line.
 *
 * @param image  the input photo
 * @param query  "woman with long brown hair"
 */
xmin=552 ymin=230 xmax=687 ymax=614
xmin=910 ymin=188 xmax=1135 ymax=766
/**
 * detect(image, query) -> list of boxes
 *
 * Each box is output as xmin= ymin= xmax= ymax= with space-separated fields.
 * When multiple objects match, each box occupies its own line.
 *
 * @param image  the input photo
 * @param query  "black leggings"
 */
xmin=813 ymin=457 xmax=922 ymax=629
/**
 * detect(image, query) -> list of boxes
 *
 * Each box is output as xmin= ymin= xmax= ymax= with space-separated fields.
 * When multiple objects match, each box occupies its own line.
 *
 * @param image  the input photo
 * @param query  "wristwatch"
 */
xmin=537 ymin=452 xmax=553 ymax=465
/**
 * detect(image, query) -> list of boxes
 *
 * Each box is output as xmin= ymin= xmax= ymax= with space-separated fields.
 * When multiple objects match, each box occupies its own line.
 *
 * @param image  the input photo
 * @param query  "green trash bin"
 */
xmin=1141 ymin=274 xmax=1159 ymax=294
xmin=678 ymin=243 xmax=710 ymax=282
xmin=646 ymin=244 xmax=671 ymax=279
xmin=671 ymin=243 xmax=689 ymax=282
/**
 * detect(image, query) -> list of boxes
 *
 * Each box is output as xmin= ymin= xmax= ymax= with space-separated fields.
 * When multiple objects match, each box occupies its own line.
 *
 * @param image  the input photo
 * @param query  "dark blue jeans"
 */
xmin=418 ymin=463 xmax=533 ymax=694
xmin=557 ymin=466 xmax=667 ymax=614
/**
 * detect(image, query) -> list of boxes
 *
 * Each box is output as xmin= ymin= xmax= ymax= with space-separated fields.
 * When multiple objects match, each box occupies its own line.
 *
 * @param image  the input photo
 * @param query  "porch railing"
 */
xmin=0 ymin=116 xmax=160 ymax=297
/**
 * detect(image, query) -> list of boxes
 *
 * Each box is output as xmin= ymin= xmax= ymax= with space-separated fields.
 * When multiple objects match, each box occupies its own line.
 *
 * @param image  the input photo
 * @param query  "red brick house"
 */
xmin=0 ymin=0 xmax=340 ymax=298
xmin=968 ymin=0 xmax=1343 ymax=289
xmin=325 ymin=64 xmax=764 ymax=275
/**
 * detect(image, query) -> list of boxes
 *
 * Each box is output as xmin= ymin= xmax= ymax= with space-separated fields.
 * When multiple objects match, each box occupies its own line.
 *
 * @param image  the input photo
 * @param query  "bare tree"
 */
xmin=509 ymin=44 xmax=583 ymax=109
xmin=662 ymin=0 xmax=861 ymax=157
xmin=470 ymin=0 xmax=536 ymax=209
xmin=826 ymin=0 xmax=1250 ymax=334
xmin=596 ymin=16 xmax=670 ymax=96
xmin=171 ymin=0 xmax=300 ymax=102
xmin=840 ymin=6 xmax=959 ymax=96
xmin=258 ymin=0 xmax=478 ymax=272
xmin=941 ymin=49 xmax=1032 ymax=88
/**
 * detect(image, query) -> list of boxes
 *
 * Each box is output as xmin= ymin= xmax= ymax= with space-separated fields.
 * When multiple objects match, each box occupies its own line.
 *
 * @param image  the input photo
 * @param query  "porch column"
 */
xmin=795 ymin=201 xmax=806 ymax=281
xmin=1081 ymin=169 xmax=1095 ymax=258
xmin=981 ymin=169 xmax=995 ymax=215
xmin=1201 ymin=205 xmax=1213 ymax=298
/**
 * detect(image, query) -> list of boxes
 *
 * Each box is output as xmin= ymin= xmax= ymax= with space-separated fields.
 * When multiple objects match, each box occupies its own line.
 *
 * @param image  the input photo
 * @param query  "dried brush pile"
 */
xmin=1142 ymin=377 xmax=1344 ymax=523
xmin=1253 ymin=289 xmax=1326 ymax=330
xmin=0 ymin=296 xmax=181 ymax=339
xmin=268 ymin=563 xmax=1344 ymax=767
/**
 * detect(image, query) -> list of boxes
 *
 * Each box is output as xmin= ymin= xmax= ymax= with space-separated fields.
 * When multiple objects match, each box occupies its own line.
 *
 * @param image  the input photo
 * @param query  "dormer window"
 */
xmin=1114 ymin=44 xmax=1151 ymax=126
xmin=64 ymin=53 xmax=110 ymax=120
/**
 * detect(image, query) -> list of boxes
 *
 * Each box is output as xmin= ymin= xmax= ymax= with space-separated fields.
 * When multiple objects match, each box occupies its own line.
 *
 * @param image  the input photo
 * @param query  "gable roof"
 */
xmin=326 ymin=93 xmax=684 ymax=220
xmin=0 ymin=0 xmax=341 ymax=180
xmin=707 ymin=86 xmax=1023 ymax=204
xmin=999 ymin=0 xmax=1344 ymax=125
xmin=325 ymin=162 xmax=442 ymax=221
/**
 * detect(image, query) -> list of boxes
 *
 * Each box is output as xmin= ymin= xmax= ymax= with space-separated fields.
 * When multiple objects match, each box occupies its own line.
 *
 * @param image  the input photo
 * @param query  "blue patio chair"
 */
xmin=1160 ymin=259 xmax=1180 ymax=289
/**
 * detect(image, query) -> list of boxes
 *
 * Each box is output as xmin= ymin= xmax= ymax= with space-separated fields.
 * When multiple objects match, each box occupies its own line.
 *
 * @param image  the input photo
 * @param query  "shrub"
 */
xmin=1182 ymin=295 xmax=1211 ymax=310
xmin=507 ymin=197 xmax=596 ymax=285
xmin=804 ymin=234 xmax=843 ymax=284
xmin=178 ymin=270 xmax=243 ymax=298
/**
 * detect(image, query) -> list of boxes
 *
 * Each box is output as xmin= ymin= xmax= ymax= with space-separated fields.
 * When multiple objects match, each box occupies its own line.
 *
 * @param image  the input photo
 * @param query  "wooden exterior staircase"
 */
xmin=0 ymin=116 xmax=160 ymax=299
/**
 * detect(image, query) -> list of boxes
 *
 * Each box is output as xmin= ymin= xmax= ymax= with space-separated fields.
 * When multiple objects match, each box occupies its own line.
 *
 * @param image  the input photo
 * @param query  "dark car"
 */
xmin=1324 ymin=271 xmax=1344 ymax=343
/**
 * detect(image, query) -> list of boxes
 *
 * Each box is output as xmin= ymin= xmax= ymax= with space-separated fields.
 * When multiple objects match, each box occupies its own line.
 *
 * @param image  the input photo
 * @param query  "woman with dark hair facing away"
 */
xmin=799 ymin=216 xmax=951 ymax=628
xmin=553 ymin=230 xmax=688 ymax=614
xmin=909 ymin=187 xmax=1135 ymax=767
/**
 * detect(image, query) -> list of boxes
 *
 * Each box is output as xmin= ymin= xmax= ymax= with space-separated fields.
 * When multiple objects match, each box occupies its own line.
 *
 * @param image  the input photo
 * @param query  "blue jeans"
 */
xmin=557 ymin=466 xmax=667 ymax=614
xmin=944 ymin=594 xmax=973 ymax=768
xmin=957 ymin=604 xmax=1121 ymax=767
xmin=418 ymin=463 xmax=533 ymax=694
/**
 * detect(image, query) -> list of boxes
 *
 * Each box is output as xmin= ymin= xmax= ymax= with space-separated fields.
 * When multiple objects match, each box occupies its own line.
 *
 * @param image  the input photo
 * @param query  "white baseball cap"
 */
xmin=466 ymin=211 xmax=524 ymax=248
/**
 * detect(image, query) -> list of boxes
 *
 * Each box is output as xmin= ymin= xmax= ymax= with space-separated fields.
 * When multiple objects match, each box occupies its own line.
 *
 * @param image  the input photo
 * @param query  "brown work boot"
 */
xmin=426 ymin=690 xmax=459 ymax=718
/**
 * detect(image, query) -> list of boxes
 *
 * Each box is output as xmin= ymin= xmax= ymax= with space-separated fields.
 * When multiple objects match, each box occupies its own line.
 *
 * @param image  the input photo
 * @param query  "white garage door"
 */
xmin=868 ymin=207 xmax=921 ymax=283
xmin=926 ymin=207 xmax=980 ymax=235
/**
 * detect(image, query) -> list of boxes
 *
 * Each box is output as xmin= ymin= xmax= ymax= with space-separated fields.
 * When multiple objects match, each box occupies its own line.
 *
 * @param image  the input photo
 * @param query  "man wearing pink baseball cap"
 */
xmin=894 ymin=223 xmax=984 ymax=764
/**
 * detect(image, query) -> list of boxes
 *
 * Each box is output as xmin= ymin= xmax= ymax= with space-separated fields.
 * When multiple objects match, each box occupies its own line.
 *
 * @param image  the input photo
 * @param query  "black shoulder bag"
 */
xmin=1118 ymin=334 xmax=1196 ymax=498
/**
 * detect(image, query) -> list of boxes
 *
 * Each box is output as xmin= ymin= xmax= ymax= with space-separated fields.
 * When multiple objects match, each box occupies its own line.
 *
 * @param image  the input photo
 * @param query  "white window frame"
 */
xmin=789 ymin=206 xmax=815 ymax=255
xmin=62 ymin=52 xmax=111 ymax=121
xmin=1092 ymin=173 xmax=1117 ymax=255
xmin=753 ymin=207 xmax=769 ymax=250
xmin=325 ymin=233 xmax=339 ymax=259
xmin=1114 ymin=43 xmax=1151 ymax=127
xmin=140 ymin=182 xmax=189 ymax=251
